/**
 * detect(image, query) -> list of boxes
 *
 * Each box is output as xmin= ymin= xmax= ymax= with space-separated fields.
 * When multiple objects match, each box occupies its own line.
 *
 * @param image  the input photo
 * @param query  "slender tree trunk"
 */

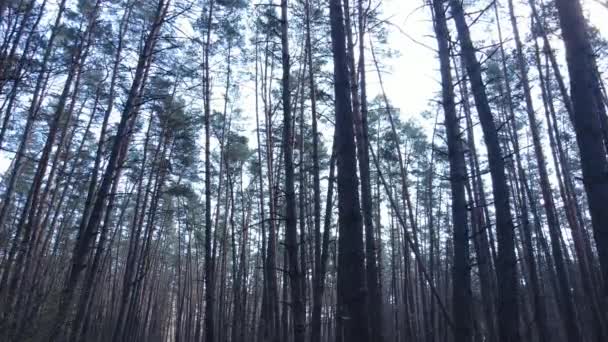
xmin=305 ymin=0 xmax=325 ymax=339
xmin=203 ymin=2 xmax=216 ymax=342
xmin=454 ymin=56 xmax=498 ymax=342
xmin=280 ymin=1 xmax=305 ymax=340
xmin=353 ymin=1 xmax=383 ymax=339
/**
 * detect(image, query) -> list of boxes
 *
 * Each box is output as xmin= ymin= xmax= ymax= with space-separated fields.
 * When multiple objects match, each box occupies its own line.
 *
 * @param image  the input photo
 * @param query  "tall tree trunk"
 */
xmin=305 ymin=0 xmax=326 ymax=339
xmin=328 ymin=0 xmax=370 ymax=340
xmin=203 ymin=2 xmax=216 ymax=342
xmin=280 ymin=1 xmax=305 ymax=340
xmin=454 ymin=56 xmax=498 ymax=342
xmin=555 ymin=0 xmax=608 ymax=308
xmin=449 ymin=1 xmax=520 ymax=341
xmin=431 ymin=1 xmax=472 ymax=340
xmin=353 ymin=1 xmax=383 ymax=340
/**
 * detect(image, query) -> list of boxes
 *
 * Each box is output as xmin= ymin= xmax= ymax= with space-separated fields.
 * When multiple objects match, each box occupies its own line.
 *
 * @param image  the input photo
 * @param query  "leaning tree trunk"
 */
xmin=449 ymin=1 xmax=520 ymax=341
xmin=48 ymin=2 xmax=170 ymax=340
xmin=493 ymin=4 xmax=551 ymax=342
xmin=431 ymin=1 xmax=472 ymax=340
xmin=507 ymin=1 xmax=583 ymax=340
xmin=555 ymin=0 xmax=608 ymax=308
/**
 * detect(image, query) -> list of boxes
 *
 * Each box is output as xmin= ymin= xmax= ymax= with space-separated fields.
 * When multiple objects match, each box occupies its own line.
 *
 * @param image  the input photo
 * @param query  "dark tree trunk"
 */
xmin=455 ymin=57 xmax=498 ymax=342
xmin=431 ymin=1 xmax=472 ymax=340
xmin=555 ymin=0 xmax=608 ymax=308
xmin=203 ymin=2 xmax=216 ymax=342
xmin=328 ymin=0 xmax=370 ymax=340
xmin=449 ymin=1 xmax=520 ymax=341
xmin=354 ymin=1 xmax=383 ymax=340
xmin=306 ymin=0 xmax=326 ymax=339
xmin=280 ymin=1 xmax=305 ymax=341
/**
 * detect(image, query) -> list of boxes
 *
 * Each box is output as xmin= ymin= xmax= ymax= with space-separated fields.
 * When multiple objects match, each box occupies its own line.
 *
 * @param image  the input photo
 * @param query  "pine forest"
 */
xmin=0 ymin=0 xmax=607 ymax=341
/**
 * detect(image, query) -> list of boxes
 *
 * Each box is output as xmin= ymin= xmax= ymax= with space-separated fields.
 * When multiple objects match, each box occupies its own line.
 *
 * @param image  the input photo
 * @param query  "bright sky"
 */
xmin=378 ymin=0 xmax=608 ymax=122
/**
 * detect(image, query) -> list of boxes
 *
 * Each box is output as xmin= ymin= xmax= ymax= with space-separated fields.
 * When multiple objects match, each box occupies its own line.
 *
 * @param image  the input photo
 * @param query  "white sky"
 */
xmin=378 ymin=0 xmax=608 ymax=122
